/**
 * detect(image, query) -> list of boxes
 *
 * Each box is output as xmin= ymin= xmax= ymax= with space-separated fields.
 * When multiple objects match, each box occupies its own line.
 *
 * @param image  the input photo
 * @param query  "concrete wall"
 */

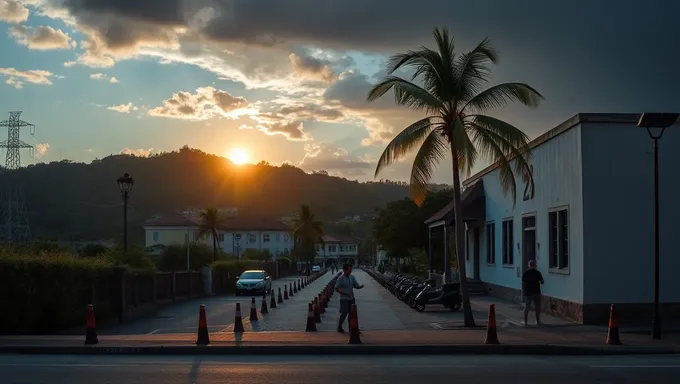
xmin=471 ymin=125 xmax=585 ymax=303
xmin=581 ymin=122 xmax=680 ymax=304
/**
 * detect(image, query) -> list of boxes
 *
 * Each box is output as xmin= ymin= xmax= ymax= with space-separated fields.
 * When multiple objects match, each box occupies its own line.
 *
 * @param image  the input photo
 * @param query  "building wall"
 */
xmin=316 ymin=243 xmax=359 ymax=257
xmin=581 ymin=123 xmax=680 ymax=305
xmin=145 ymin=226 xmax=196 ymax=247
xmin=470 ymin=125 xmax=585 ymax=303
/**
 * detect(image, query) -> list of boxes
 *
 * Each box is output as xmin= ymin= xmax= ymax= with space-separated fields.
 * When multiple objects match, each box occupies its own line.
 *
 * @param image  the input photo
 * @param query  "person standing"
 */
xmin=334 ymin=264 xmax=364 ymax=333
xmin=521 ymin=260 xmax=544 ymax=326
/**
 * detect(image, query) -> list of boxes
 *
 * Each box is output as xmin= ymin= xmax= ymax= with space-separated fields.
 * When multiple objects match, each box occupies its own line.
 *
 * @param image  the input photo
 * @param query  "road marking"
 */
xmin=591 ymin=365 xmax=680 ymax=369
xmin=146 ymin=329 xmax=162 ymax=335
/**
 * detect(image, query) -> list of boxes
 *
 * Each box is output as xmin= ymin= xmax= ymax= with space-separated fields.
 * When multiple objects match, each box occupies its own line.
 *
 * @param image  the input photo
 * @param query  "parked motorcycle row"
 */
xmin=367 ymin=270 xmax=462 ymax=313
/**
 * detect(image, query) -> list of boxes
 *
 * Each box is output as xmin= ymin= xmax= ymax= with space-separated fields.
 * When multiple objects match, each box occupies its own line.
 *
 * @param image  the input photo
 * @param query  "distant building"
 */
xmin=143 ymin=212 xmax=293 ymax=259
xmin=315 ymin=234 xmax=359 ymax=266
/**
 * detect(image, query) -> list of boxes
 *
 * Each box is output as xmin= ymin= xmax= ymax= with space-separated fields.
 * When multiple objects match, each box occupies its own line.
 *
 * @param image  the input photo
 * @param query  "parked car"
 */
xmin=311 ymin=265 xmax=321 ymax=272
xmin=235 ymin=270 xmax=271 ymax=295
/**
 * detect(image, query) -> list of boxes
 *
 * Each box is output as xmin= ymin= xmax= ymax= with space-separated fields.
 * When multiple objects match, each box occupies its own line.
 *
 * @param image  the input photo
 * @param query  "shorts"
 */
xmin=339 ymin=299 xmax=353 ymax=314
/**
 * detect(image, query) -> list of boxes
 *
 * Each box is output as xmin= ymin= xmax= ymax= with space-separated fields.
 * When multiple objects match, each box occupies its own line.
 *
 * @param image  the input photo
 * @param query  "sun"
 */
xmin=228 ymin=148 xmax=250 ymax=165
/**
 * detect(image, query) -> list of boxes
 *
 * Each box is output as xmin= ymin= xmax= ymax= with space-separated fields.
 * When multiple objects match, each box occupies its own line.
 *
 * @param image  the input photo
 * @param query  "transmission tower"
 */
xmin=0 ymin=111 xmax=34 ymax=245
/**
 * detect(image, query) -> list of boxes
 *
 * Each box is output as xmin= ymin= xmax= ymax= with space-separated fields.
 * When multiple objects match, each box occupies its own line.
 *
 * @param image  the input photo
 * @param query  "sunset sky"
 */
xmin=0 ymin=0 xmax=677 ymax=183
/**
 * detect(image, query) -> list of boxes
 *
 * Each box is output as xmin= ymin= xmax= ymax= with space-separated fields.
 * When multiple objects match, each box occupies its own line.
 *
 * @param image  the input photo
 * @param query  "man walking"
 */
xmin=521 ymin=260 xmax=544 ymax=326
xmin=334 ymin=264 xmax=364 ymax=333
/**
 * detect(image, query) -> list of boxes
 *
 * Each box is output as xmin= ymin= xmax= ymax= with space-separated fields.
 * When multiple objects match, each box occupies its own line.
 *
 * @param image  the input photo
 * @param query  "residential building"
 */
xmin=425 ymin=113 xmax=680 ymax=325
xmin=315 ymin=234 xmax=359 ymax=266
xmin=143 ymin=213 xmax=294 ymax=258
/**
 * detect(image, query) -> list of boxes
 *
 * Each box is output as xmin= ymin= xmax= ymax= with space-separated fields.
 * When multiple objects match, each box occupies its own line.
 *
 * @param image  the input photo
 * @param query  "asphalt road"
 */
xmin=1 ymin=354 xmax=679 ymax=383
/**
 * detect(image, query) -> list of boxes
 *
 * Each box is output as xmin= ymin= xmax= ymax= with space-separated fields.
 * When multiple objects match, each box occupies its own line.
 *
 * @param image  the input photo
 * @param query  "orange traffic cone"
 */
xmin=270 ymin=290 xmax=277 ymax=309
xmin=261 ymin=295 xmax=269 ymax=314
xmin=305 ymin=302 xmax=317 ymax=332
xmin=348 ymin=304 xmax=362 ymax=344
xmin=323 ymin=292 xmax=329 ymax=309
xmin=233 ymin=302 xmax=245 ymax=333
xmin=84 ymin=304 xmax=98 ymax=345
xmin=250 ymin=297 xmax=258 ymax=321
xmin=297 ymin=280 xmax=301 ymax=291
xmin=606 ymin=304 xmax=621 ymax=345
xmin=196 ymin=304 xmax=210 ymax=345
xmin=313 ymin=297 xmax=322 ymax=323
xmin=278 ymin=287 xmax=284 ymax=304
xmin=317 ymin=294 xmax=326 ymax=314
xmin=484 ymin=304 xmax=499 ymax=344
xmin=289 ymin=282 xmax=295 ymax=297
xmin=284 ymin=285 xmax=289 ymax=300
xmin=293 ymin=281 xmax=297 ymax=294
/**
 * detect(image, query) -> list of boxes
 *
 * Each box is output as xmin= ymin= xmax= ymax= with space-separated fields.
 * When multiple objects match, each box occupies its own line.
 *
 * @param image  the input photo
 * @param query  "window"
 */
xmin=502 ymin=219 xmax=514 ymax=265
xmin=234 ymin=233 xmax=242 ymax=241
xmin=248 ymin=233 xmax=256 ymax=243
xmin=485 ymin=223 xmax=495 ymax=264
xmin=153 ymin=231 xmax=159 ymax=242
xmin=329 ymin=245 xmax=336 ymax=252
xmin=218 ymin=233 xmax=224 ymax=242
xmin=263 ymin=234 xmax=270 ymax=243
xmin=193 ymin=231 xmax=198 ymax=241
xmin=284 ymin=233 xmax=290 ymax=243
xmin=275 ymin=233 xmax=281 ymax=242
xmin=549 ymin=208 xmax=569 ymax=270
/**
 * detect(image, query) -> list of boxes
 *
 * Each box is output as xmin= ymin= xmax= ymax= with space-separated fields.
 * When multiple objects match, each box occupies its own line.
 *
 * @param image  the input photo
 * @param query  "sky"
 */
xmin=0 ymin=0 xmax=678 ymax=184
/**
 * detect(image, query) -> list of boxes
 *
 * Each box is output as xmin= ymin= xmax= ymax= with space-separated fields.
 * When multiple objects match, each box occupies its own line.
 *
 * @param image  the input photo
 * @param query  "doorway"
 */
xmin=521 ymin=215 xmax=537 ymax=274
xmin=473 ymin=227 xmax=480 ymax=280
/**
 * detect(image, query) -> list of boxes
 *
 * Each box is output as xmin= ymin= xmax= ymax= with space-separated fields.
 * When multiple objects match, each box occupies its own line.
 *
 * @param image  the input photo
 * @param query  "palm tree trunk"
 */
xmin=451 ymin=146 xmax=476 ymax=327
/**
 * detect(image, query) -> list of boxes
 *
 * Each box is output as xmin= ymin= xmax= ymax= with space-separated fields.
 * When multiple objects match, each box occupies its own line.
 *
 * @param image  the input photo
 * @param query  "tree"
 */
xmin=367 ymin=27 xmax=543 ymax=327
xmin=291 ymin=204 xmax=324 ymax=262
xmin=197 ymin=207 xmax=225 ymax=263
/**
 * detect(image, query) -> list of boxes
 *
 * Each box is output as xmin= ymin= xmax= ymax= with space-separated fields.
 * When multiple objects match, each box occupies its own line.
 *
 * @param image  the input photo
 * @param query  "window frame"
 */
xmin=502 ymin=217 xmax=515 ymax=267
xmin=485 ymin=221 xmax=496 ymax=265
xmin=263 ymin=233 xmax=270 ymax=243
xmin=548 ymin=206 xmax=570 ymax=274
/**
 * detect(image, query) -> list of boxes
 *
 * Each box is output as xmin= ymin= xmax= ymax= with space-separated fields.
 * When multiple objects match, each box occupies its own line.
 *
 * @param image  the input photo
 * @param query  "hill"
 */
xmin=0 ymin=146 xmax=413 ymax=244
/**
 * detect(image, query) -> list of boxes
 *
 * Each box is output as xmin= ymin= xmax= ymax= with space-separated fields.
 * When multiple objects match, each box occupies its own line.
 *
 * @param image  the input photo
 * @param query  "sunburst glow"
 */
xmin=228 ymin=148 xmax=250 ymax=165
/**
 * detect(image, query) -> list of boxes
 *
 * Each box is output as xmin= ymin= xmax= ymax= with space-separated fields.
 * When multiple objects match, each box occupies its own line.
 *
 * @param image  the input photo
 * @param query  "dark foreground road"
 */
xmin=1 ymin=354 xmax=679 ymax=384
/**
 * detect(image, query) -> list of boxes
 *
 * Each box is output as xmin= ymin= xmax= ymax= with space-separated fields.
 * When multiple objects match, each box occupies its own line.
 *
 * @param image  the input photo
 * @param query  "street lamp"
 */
xmin=637 ymin=112 xmax=679 ymax=340
xmin=116 ymin=173 xmax=134 ymax=253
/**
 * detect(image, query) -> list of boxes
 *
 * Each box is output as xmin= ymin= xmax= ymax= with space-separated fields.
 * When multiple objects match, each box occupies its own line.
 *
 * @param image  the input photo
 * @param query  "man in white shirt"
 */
xmin=334 ymin=264 xmax=364 ymax=333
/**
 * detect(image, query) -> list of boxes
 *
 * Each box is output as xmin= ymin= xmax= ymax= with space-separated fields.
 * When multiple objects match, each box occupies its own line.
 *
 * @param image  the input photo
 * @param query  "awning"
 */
xmin=424 ymin=180 xmax=486 ymax=226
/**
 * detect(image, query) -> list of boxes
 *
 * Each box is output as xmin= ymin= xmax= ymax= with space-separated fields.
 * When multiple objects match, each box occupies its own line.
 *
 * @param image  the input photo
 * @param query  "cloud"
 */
xmin=289 ymin=52 xmax=336 ymax=83
xmin=63 ymin=61 xmax=76 ymax=67
xmin=90 ymin=72 xmax=119 ymax=83
xmin=148 ymin=87 xmax=253 ymax=120
xmin=0 ymin=0 xmax=28 ymax=23
xmin=120 ymin=148 xmax=155 ymax=157
xmin=8 ymin=24 xmax=75 ymax=50
xmin=34 ymin=142 xmax=50 ymax=158
xmin=0 ymin=67 xmax=55 ymax=88
xmin=107 ymin=103 xmax=137 ymax=114
xmin=298 ymin=142 xmax=373 ymax=177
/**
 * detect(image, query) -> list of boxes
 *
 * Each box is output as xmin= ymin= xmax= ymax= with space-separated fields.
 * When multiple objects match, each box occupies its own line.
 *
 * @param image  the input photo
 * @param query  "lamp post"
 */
xmin=116 ymin=173 xmax=134 ymax=253
xmin=637 ymin=112 xmax=679 ymax=340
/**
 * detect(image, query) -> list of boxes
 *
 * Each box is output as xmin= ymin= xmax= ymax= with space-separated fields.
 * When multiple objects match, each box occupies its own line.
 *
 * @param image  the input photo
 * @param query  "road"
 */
xmin=1 ymin=354 xmax=679 ymax=383
xmin=104 ymin=269 xmax=478 ymax=335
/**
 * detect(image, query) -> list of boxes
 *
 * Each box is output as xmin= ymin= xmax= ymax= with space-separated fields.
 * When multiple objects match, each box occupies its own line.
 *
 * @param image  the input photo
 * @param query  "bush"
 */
xmin=276 ymin=256 xmax=291 ymax=265
xmin=242 ymin=248 xmax=271 ymax=261
xmin=157 ymin=243 xmax=217 ymax=271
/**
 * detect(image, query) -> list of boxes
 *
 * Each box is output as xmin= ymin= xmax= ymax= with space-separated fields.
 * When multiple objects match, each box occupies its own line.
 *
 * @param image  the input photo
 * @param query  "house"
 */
xmin=315 ymin=234 xmax=360 ymax=266
xmin=143 ymin=213 xmax=294 ymax=258
xmin=425 ymin=113 xmax=680 ymax=325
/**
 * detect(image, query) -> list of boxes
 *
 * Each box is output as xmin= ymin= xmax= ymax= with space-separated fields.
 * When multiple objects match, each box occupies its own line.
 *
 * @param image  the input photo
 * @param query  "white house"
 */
xmin=315 ymin=234 xmax=360 ymax=266
xmin=143 ymin=213 xmax=294 ymax=258
xmin=425 ymin=113 xmax=680 ymax=325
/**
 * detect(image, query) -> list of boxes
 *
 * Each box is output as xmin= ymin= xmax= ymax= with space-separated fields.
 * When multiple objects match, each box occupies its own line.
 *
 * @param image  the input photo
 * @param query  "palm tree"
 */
xmin=367 ymin=27 xmax=543 ymax=327
xmin=291 ymin=205 xmax=324 ymax=264
xmin=197 ymin=207 xmax=225 ymax=263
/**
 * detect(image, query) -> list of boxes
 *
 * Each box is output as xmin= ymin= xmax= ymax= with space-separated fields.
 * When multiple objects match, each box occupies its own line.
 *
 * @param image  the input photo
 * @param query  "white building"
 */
xmin=143 ymin=213 xmax=293 ymax=258
xmin=426 ymin=113 xmax=680 ymax=325
xmin=315 ymin=235 xmax=359 ymax=266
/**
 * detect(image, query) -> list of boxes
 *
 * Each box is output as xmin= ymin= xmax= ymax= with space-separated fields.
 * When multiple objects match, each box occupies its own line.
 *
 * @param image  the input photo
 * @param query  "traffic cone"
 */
xmin=293 ymin=281 xmax=297 ymax=294
xmin=196 ymin=304 xmax=210 ymax=345
xmin=289 ymin=282 xmax=295 ymax=297
xmin=233 ymin=303 xmax=245 ymax=333
xmin=314 ymin=297 xmax=322 ymax=323
xmin=249 ymin=297 xmax=258 ymax=321
xmin=284 ymin=285 xmax=289 ymax=300
xmin=318 ymin=294 xmax=325 ymax=314
xmin=270 ymin=290 xmax=277 ymax=309
xmin=484 ymin=304 xmax=499 ymax=344
xmin=348 ymin=304 xmax=362 ymax=344
xmin=305 ymin=302 xmax=317 ymax=332
xmin=84 ymin=304 xmax=98 ymax=345
xmin=323 ymin=292 xmax=329 ymax=309
xmin=261 ymin=295 xmax=269 ymax=314
xmin=606 ymin=304 xmax=621 ymax=345
xmin=278 ymin=287 xmax=284 ymax=303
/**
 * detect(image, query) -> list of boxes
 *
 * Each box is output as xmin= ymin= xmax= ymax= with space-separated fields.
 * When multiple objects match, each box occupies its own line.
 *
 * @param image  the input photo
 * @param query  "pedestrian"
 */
xmin=334 ymin=263 xmax=364 ymax=333
xmin=521 ymin=260 xmax=544 ymax=326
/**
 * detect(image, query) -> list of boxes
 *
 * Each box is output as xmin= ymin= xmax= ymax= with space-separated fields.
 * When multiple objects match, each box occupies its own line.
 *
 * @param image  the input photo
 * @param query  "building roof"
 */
xmin=143 ymin=213 xmax=290 ymax=231
xmin=321 ymin=234 xmax=359 ymax=244
xmin=424 ymin=180 xmax=486 ymax=225
xmin=462 ymin=113 xmax=656 ymax=187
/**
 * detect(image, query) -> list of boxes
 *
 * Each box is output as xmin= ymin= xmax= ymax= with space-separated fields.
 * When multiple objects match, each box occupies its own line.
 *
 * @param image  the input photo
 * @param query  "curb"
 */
xmin=0 ymin=344 xmax=676 ymax=356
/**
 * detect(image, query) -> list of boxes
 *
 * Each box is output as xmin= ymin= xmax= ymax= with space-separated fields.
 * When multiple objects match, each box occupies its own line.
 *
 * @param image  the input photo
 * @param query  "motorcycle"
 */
xmin=413 ymin=282 xmax=462 ymax=312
